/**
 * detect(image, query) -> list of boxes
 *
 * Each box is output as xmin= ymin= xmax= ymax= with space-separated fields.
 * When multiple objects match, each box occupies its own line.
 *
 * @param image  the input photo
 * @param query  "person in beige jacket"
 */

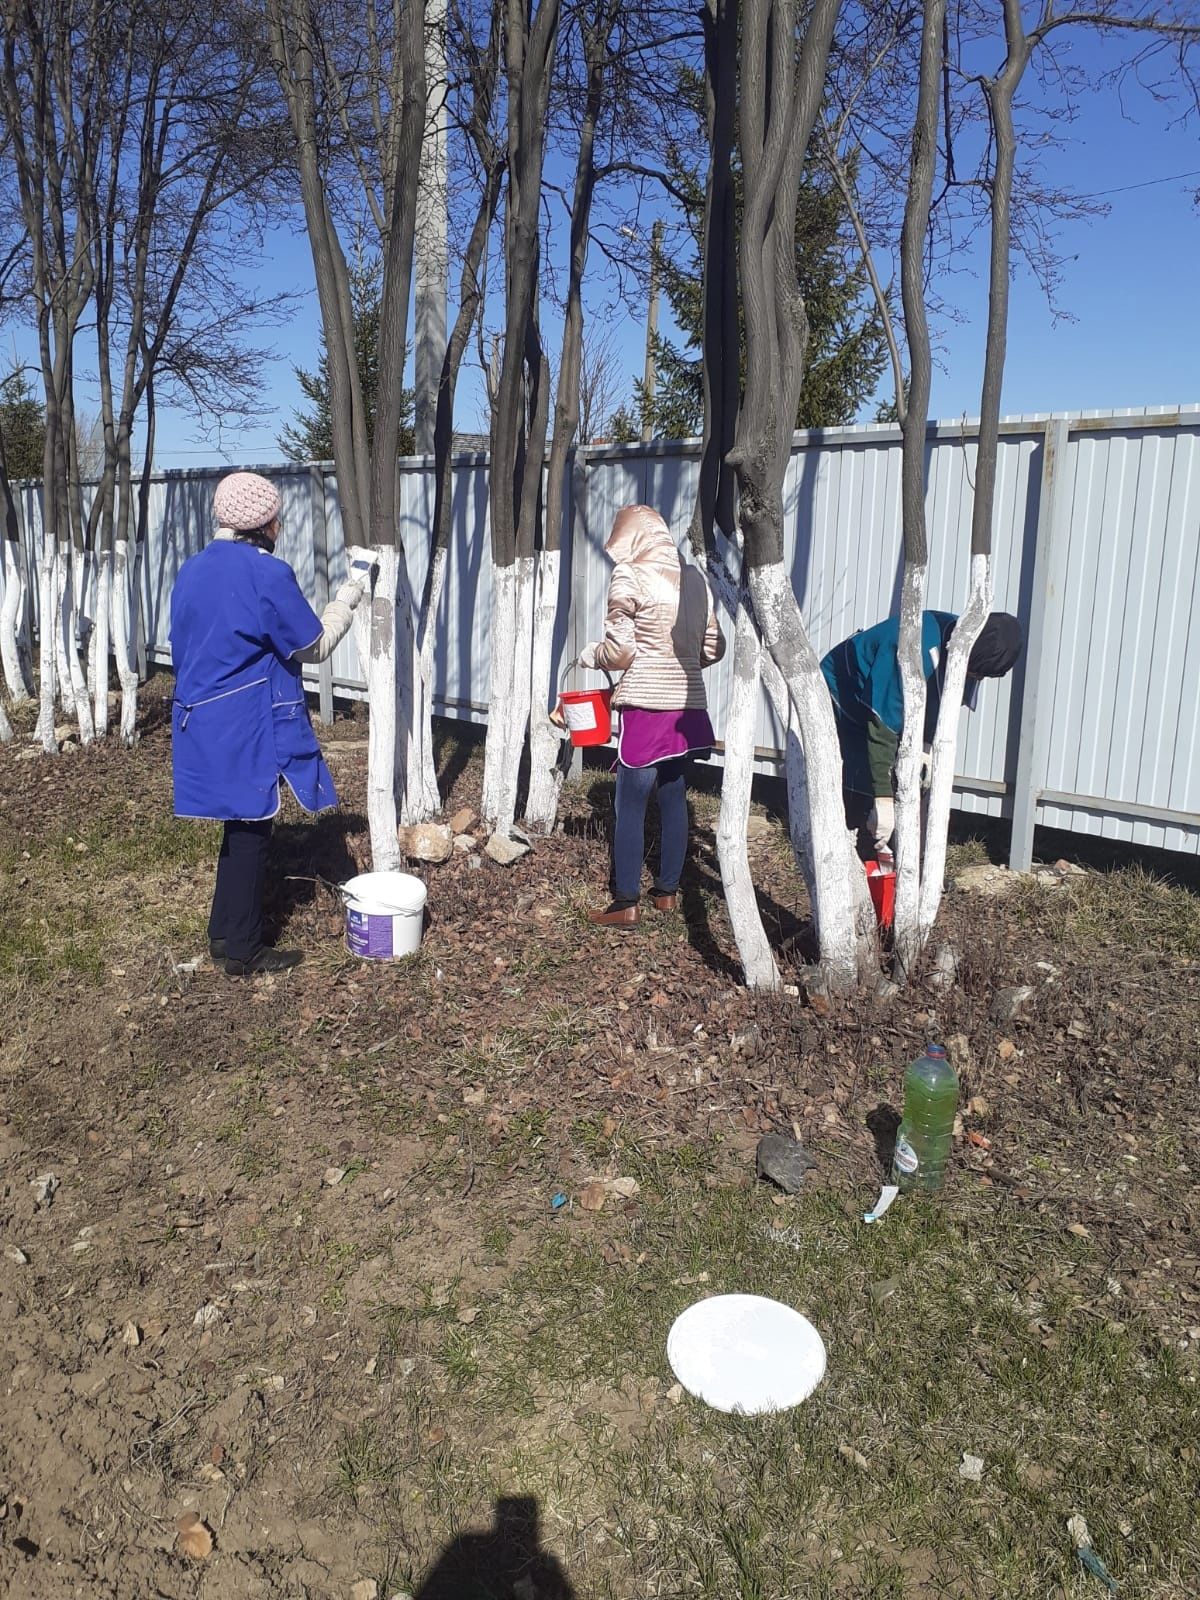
xmin=577 ymin=504 xmax=725 ymax=927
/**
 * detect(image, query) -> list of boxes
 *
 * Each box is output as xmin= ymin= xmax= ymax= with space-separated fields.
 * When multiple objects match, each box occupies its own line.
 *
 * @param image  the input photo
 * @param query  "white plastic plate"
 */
xmin=667 ymin=1294 xmax=827 ymax=1414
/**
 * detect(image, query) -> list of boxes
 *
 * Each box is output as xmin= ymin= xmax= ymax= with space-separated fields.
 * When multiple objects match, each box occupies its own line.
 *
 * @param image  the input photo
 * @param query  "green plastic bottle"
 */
xmin=892 ymin=1043 xmax=959 ymax=1193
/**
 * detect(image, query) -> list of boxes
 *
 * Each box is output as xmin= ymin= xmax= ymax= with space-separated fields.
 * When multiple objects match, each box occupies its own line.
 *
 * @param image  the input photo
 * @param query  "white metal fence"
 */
xmin=7 ymin=405 xmax=1198 ymax=862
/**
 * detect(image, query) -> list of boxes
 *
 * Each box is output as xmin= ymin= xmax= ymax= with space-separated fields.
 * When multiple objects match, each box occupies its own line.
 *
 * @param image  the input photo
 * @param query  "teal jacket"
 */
xmin=820 ymin=611 xmax=958 ymax=797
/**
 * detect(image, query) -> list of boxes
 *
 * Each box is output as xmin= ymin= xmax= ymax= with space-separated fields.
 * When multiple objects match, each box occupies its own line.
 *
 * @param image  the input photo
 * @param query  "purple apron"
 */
xmin=617 ymin=706 xmax=715 ymax=768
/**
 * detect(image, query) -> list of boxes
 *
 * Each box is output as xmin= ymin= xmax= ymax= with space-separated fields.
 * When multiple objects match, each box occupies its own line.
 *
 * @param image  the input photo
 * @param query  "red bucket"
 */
xmin=864 ymin=859 xmax=896 ymax=930
xmin=557 ymin=662 xmax=613 ymax=748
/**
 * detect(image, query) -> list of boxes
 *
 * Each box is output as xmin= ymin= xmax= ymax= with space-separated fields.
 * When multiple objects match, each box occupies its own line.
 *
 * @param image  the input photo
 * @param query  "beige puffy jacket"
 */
xmin=584 ymin=505 xmax=726 ymax=709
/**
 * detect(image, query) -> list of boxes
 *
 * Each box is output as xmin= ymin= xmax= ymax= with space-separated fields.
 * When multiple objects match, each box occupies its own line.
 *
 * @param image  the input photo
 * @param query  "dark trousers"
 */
xmin=613 ymin=757 xmax=690 ymax=905
xmin=208 ymin=819 xmax=273 ymax=960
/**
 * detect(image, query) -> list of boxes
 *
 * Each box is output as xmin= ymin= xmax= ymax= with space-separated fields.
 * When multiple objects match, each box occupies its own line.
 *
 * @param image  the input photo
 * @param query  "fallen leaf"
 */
xmin=601 ymin=1116 xmax=617 ymax=1139
xmin=457 ymin=1306 xmax=479 ymax=1324
xmin=959 ymin=1453 xmax=985 ymax=1483
xmin=1067 ymin=1222 xmax=1091 ymax=1239
xmin=4 ymin=1245 xmax=29 ymax=1266
xmin=323 ymin=1166 xmax=346 ymax=1187
xmin=175 ymin=1512 xmax=213 ymax=1560
xmin=997 ymin=1039 xmax=1017 ymax=1061
xmin=121 ymin=1321 xmax=142 ymax=1348
xmin=579 ymin=1183 xmax=607 ymax=1212
xmin=300 ymin=1305 xmax=318 ymax=1328
xmin=197 ymin=1462 xmax=225 ymax=1485
xmin=605 ymin=1176 xmax=640 ymax=1199
xmin=364 ymin=1356 xmax=378 ymax=1376
xmin=462 ymin=1086 xmax=485 ymax=1106
xmin=192 ymin=1303 xmax=221 ymax=1331
xmin=666 ymin=1383 xmax=684 ymax=1405
xmin=967 ymin=1131 xmax=991 ymax=1149
xmin=31 ymin=1172 xmax=59 ymax=1207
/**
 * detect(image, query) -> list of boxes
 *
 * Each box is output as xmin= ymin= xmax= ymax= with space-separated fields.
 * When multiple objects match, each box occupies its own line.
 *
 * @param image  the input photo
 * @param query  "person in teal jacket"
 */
xmin=820 ymin=610 xmax=1022 ymax=860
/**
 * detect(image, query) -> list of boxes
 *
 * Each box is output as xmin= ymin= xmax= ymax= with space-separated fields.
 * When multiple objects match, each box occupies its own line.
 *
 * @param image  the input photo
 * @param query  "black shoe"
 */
xmin=222 ymin=947 xmax=302 ymax=978
xmin=209 ymin=938 xmax=226 ymax=961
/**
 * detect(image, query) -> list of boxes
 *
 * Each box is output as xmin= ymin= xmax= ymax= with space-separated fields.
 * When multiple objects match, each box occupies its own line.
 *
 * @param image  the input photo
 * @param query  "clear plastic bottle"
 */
xmin=892 ymin=1043 xmax=959 ymax=1193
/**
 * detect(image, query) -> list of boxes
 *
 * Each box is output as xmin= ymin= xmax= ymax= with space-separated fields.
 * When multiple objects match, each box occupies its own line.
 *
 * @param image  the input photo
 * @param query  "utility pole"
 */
xmin=414 ymin=0 xmax=449 ymax=456
xmin=640 ymin=219 xmax=663 ymax=443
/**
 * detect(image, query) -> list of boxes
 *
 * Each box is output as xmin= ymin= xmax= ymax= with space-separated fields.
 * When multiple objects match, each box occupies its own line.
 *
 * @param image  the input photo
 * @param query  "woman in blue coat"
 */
xmin=171 ymin=472 xmax=368 ymax=976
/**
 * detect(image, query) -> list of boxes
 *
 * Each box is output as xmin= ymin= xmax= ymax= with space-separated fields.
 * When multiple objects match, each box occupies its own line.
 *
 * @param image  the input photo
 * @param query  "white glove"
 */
xmin=334 ymin=577 xmax=367 ymax=611
xmin=577 ymin=643 xmax=599 ymax=670
xmin=868 ymin=795 xmax=895 ymax=857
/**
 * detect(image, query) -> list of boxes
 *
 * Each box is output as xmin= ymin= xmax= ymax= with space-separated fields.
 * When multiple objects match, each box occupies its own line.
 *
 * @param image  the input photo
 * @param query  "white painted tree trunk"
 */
xmin=0 ymin=689 xmax=11 ymax=743
xmin=892 ymin=562 xmax=928 ymax=973
xmin=91 ymin=547 xmax=112 ymax=738
xmin=35 ymin=539 xmax=57 ymax=753
xmin=53 ymin=550 xmax=75 ymax=715
xmin=111 ymin=539 xmax=139 ymax=745
xmin=351 ymin=546 xmax=403 ymax=870
xmin=58 ymin=544 xmax=94 ymax=744
xmin=481 ymin=556 xmax=535 ymax=836
xmin=718 ymin=593 xmax=780 ymax=989
xmin=748 ymin=558 xmax=864 ymax=992
xmin=524 ymin=548 xmax=567 ymax=833
xmin=919 ymin=553 xmax=992 ymax=941
xmin=404 ymin=544 xmax=447 ymax=824
xmin=1 ymin=537 xmax=33 ymax=703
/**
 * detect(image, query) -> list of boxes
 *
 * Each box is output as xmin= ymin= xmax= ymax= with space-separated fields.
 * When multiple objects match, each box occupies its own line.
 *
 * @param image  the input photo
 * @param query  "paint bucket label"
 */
xmin=563 ymin=698 xmax=597 ymax=732
xmin=347 ymin=907 xmax=394 ymax=960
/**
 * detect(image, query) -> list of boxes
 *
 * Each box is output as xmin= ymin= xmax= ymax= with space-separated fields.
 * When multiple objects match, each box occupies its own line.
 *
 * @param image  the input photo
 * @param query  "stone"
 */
xmin=396 ymin=822 xmax=453 ymax=864
xmin=53 ymin=722 xmax=73 ymax=743
xmin=990 ymin=984 xmax=1035 ymax=1024
xmin=756 ymin=1134 xmax=815 ymax=1195
xmin=484 ymin=832 xmax=531 ymax=866
xmin=60 ymin=739 xmax=79 ymax=754
xmin=14 ymin=747 xmax=39 ymax=762
xmin=928 ymin=943 xmax=959 ymax=991
xmin=467 ymin=854 xmax=482 ymax=870
xmin=951 ymin=862 xmax=1012 ymax=896
xmin=746 ymin=814 xmax=774 ymax=842
xmin=453 ymin=834 xmax=475 ymax=853
xmin=730 ymin=1024 xmax=762 ymax=1060
xmin=448 ymin=806 xmax=476 ymax=835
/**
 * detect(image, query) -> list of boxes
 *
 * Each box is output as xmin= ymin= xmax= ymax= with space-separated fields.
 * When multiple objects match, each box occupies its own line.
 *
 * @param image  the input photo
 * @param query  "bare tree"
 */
xmin=268 ymin=0 xmax=428 ymax=862
xmin=479 ymin=0 xmax=561 ymax=836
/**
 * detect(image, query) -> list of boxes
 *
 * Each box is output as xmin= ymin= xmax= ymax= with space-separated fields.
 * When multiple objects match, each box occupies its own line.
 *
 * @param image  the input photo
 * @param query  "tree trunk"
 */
xmin=718 ymin=590 xmax=780 ymax=989
xmin=1 ymin=521 xmax=33 ymax=703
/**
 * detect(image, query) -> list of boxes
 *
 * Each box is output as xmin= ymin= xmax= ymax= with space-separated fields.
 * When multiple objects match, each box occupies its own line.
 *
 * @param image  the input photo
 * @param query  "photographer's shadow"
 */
xmin=413 ymin=1496 xmax=574 ymax=1600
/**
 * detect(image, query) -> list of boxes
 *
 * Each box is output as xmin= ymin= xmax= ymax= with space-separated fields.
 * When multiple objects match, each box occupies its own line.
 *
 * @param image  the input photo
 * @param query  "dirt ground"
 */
xmin=1 ymin=683 xmax=1198 ymax=1599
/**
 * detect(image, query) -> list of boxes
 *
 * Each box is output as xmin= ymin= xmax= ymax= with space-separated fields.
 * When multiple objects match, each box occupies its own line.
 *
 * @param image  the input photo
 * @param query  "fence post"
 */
xmin=310 ymin=462 xmax=334 ymax=725
xmin=1009 ymin=416 xmax=1072 ymax=871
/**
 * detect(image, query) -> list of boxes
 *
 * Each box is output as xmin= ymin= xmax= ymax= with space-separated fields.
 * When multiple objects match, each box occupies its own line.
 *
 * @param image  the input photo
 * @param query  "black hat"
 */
xmin=967 ymin=612 xmax=1023 ymax=678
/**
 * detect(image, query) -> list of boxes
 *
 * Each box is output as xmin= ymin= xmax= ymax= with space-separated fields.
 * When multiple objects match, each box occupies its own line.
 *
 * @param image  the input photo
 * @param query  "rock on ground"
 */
xmin=397 ymin=823 xmax=454 ymax=864
xmin=756 ymin=1134 xmax=815 ymax=1195
xmin=484 ymin=832 xmax=531 ymax=866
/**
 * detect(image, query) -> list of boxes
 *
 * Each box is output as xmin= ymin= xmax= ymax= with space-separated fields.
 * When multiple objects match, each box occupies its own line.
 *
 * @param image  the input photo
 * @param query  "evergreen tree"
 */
xmin=0 ymin=368 xmax=46 ymax=479
xmin=279 ymin=252 xmax=415 ymax=462
xmin=635 ymin=75 xmax=888 ymax=438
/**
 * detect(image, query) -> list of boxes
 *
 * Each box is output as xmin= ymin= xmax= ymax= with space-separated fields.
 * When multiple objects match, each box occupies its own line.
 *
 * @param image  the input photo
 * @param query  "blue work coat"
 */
xmin=820 ymin=611 xmax=958 ymax=797
xmin=170 ymin=538 xmax=337 ymax=821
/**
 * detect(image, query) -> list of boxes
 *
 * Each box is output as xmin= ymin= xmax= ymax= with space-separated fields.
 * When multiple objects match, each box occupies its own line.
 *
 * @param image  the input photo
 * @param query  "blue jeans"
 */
xmin=613 ymin=757 xmax=690 ymax=905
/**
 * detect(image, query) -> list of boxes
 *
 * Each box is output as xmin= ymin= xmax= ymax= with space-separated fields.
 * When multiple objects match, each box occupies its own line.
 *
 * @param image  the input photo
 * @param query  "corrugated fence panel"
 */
xmin=3 ymin=410 xmax=1196 ymax=855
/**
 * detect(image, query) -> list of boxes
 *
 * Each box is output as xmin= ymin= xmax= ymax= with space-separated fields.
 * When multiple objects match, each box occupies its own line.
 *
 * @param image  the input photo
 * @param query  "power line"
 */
xmin=1077 ymin=167 xmax=1200 ymax=199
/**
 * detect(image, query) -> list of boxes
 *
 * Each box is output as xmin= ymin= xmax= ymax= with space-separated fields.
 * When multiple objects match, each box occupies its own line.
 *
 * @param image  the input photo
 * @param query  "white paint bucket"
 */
xmin=342 ymin=871 xmax=427 ymax=961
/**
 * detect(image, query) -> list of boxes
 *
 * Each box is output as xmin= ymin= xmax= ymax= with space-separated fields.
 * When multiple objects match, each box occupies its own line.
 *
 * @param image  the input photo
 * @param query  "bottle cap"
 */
xmin=927 ymin=1043 xmax=947 ymax=1057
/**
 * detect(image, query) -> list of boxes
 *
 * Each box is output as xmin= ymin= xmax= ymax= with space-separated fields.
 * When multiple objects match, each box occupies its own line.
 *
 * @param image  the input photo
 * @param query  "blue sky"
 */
xmin=13 ymin=24 xmax=1198 ymax=470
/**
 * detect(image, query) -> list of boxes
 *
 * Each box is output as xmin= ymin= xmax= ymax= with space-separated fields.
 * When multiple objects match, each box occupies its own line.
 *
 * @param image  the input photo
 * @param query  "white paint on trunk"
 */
xmin=748 ymin=559 xmax=864 ymax=992
xmin=524 ymin=548 xmax=567 ymax=833
xmin=1 ymin=537 xmax=33 ymax=703
xmin=892 ymin=561 xmax=928 ymax=973
xmin=52 ymin=549 xmax=75 ymax=715
xmin=35 ymin=538 xmax=57 ymax=752
xmin=58 ymin=544 xmax=94 ymax=744
xmin=404 ymin=543 xmax=447 ymax=824
xmin=111 ymin=539 xmax=139 ymax=744
xmin=919 ymin=552 xmax=992 ymax=939
xmin=351 ymin=546 xmax=403 ymax=870
xmin=718 ymin=593 xmax=779 ymax=990
xmin=91 ymin=548 xmax=112 ymax=737
xmin=0 ymin=688 xmax=10 ymax=742
xmin=482 ymin=557 xmax=535 ymax=836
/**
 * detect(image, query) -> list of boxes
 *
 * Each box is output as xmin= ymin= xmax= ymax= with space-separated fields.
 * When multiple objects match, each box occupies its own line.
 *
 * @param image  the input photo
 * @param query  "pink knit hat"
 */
xmin=213 ymin=471 xmax=282 ymax=532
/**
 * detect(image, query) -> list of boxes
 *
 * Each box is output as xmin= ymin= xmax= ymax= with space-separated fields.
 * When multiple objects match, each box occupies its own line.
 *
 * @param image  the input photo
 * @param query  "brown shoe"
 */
xmin=588 ymin=902 xmax=641 ymax=928
xmin=651 ymin=893 xmax=679 ymax=913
